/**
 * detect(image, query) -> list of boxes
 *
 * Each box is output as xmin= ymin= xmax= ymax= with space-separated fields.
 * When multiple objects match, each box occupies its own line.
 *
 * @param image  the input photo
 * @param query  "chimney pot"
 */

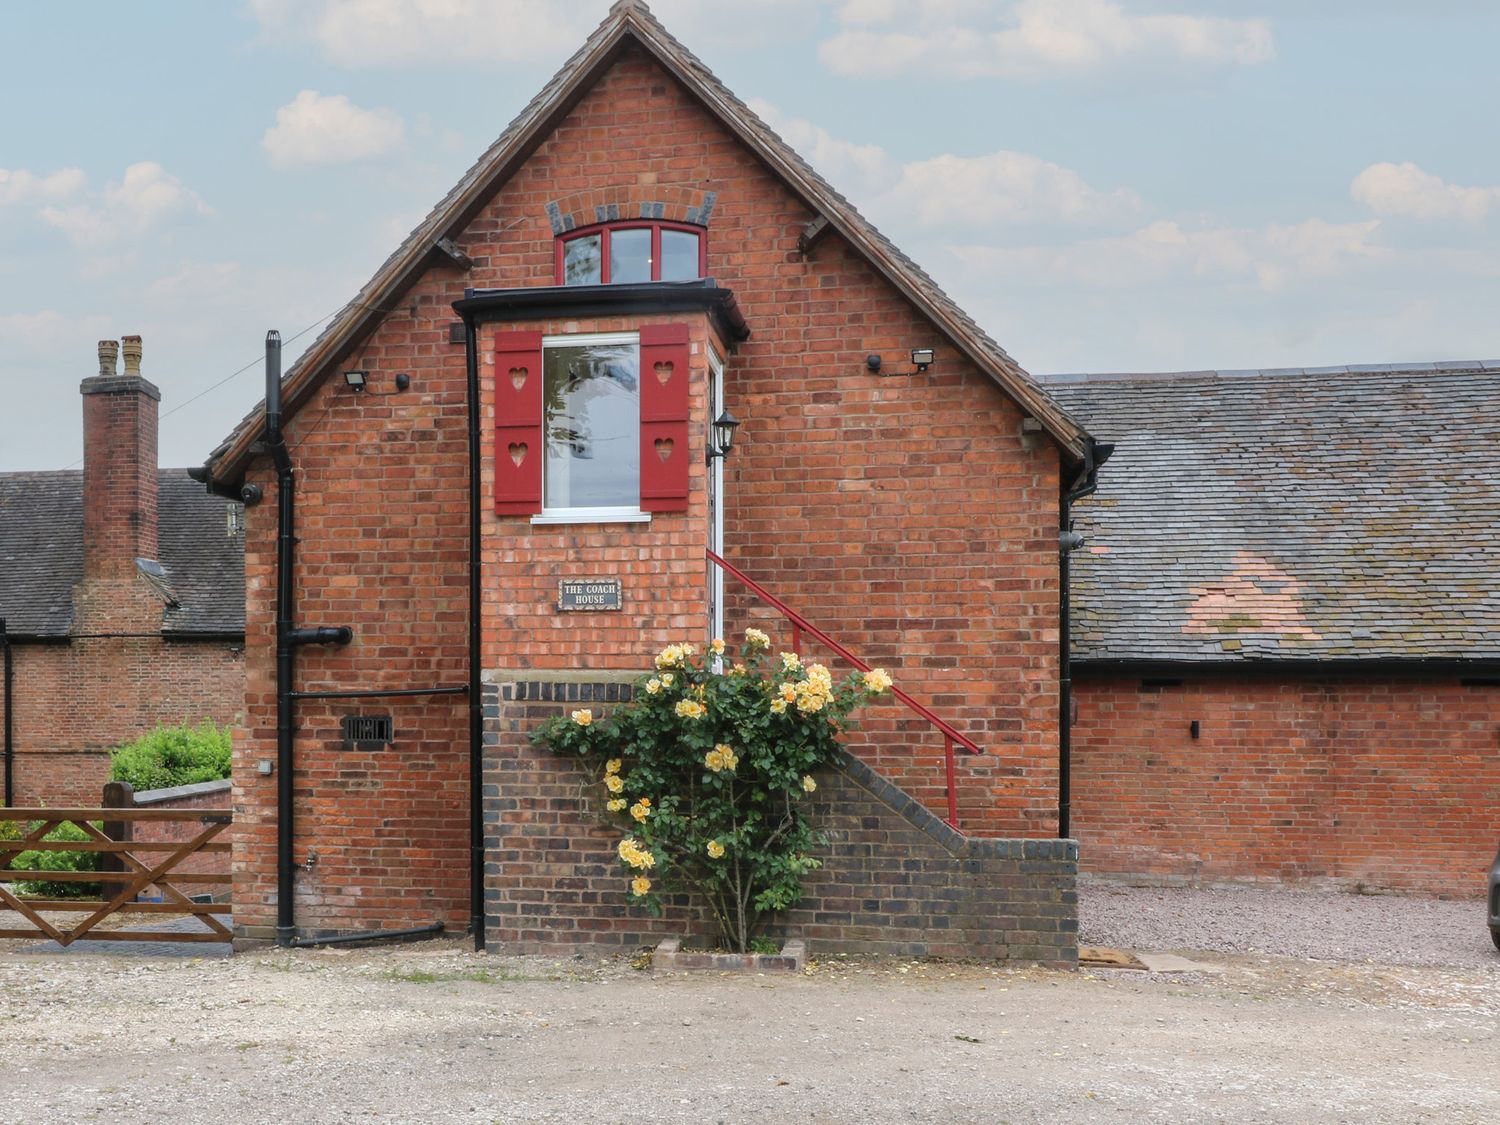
xmin=121 ymin=335 xmax=143 ymax=376
xmin=98 ymin=339 xmax=119 ymax=377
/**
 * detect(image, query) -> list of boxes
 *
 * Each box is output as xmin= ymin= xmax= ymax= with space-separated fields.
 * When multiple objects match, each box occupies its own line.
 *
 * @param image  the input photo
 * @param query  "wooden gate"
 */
xmin=0 ymin=807 xmax=231 ymax=946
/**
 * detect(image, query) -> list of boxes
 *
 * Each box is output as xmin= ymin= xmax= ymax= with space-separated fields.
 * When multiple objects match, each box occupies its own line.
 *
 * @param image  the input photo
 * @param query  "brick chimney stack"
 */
xmin=80 ymin=335 xmax=160 ymax=581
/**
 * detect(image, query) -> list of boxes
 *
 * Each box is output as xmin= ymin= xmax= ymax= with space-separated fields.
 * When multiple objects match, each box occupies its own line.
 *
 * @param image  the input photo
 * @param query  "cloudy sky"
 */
xmin=3 ymin=0 xmax=1498 ymax=471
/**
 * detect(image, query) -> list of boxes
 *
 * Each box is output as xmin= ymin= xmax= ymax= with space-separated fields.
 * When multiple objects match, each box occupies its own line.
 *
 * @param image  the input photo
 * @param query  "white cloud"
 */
xmin=0 ymin=167 xmax=85 ymax=205
xmin=951 ymin=217 xmax=1386 ymax=291
xmin=821 ymin=0 xmax=1274 ymax=81
xmin=885 ymin=151 xmax=1141 ymax=227
xmin=749 ymin=99 xmax=1137 ymax=231
xmin=248 ymin=0 xmax=578 ymax=67
xmin=262 ymin=91 xmax=406 ymax=168
xmin=39 ymin=162 xmax=211 ymax=247
xmin=1351 ymin=161 xmax=1500 ymax=222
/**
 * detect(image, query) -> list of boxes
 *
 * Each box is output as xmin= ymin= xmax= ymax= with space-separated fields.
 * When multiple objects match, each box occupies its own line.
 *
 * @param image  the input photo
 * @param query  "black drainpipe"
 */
xmin=1059 ymin=438 xmax=1113 ymax=839
xmin=265 ymin=330 xmax=353 ymax=947
xmin=2 ymin=618 xmax=13 ymax=808
xmin=462 ymin=309 xmax=485 ymax=953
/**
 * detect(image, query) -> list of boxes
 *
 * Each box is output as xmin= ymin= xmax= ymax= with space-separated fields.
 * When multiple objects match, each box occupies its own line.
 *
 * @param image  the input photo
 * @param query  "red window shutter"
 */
xmin=639 ymin=323 xmax=691 ymax=512
xmin=493 ymin=330 xmax=544 ymax=515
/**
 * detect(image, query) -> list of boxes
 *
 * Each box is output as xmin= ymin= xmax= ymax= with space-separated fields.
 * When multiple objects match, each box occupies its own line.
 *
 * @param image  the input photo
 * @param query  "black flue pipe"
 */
xmin=267 ymin=330 xmax=297 ymax=947
xmin=1058 ymin=438 xmax=1112 ymax=840
xmin=463 ymin=311 xmax=485 ymax=953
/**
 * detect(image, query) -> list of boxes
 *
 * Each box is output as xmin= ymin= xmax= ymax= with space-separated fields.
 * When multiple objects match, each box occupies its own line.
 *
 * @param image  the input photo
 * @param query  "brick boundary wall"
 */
xmin=117 ymin=779 xmax=233 ymax=883
xmin=483 ymin=675 xmax=1077 ymax=967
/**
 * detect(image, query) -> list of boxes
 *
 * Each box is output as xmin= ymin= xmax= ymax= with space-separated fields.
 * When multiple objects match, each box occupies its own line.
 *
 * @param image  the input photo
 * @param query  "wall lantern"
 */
xmin=343 ymin=369 xmax=368 ymax=392
xmin=910 ymin=348 xmax=935 ymax=373
xmin=707 ymin=409 xmax=740 ymax=462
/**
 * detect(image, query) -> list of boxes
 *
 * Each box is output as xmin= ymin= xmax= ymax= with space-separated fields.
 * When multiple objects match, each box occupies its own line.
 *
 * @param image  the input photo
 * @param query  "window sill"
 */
xmin=530 ymin=510 xmax=653 ymax=526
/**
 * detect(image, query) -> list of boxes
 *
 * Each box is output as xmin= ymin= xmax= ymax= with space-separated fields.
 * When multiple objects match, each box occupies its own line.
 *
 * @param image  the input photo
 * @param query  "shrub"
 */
xmin=108 ymin=721 xmax=232 ymax=792
xmin=533 ymin=630 xmax=893 ymax=952
xmin=7 ymin=820 xmax=102 ymax=899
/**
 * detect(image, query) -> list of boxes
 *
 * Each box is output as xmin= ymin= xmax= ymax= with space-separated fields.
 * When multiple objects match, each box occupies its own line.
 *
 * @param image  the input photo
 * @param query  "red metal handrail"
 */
xmin=706 ymin=549 xmax=981 ymax=829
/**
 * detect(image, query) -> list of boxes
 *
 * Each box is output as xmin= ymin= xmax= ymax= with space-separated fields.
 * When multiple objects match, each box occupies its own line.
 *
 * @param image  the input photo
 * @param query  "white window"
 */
xmin=532 ymin=332 xmax=649 ymax=525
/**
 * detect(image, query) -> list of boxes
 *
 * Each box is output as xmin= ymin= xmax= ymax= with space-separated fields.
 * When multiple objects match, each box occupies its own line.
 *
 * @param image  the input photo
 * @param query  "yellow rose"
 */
xmin=630 ymin=800 xmax=651 ymax=822
xmin=605 ymin=774 xmax=624 ymax=793
xmin=780 ymin=683 xmax=798 ymax=702
xmin=732 ymin=662 xmax=747 ymax=675
xmin=706 ymin=840 xmax=726 ymax=859
xmin=638 ymin=797 xmax=651 ymax=806
xmin=710 ymin=638 xmax=726 ymax=655
xmin=660 ymin=673 xmax=675 ymax=687
xmin=802 ymin=776 xmax=817 ymax=794
xmin=571 ymin=709 xmax=592 ymax=726
xmin=780 ymin=651 xmax=801 ymax=671
xmin=745 ymin=628 xmax=770 ymax=650
xmin=674 ymin=699 xmax=706 ymax=720
xmin=862 ymin=668 xmax=893 ymax=694
xmin=631 ymin=876 xmax=651 ymax=896
xmin=605 ymin=758 xmax=622 ymax=774
xmin=606 ymin=798 xmax=626 ymax=812
xmin=645 ymin=678 xmax=662 ymax=695
xmin=769 ymin=698 xmax=788 ymax=715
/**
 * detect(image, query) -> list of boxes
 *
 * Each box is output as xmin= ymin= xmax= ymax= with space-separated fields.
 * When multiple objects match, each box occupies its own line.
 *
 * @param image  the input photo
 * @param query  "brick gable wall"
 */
xmin=232 ymin=45 xmax=1066 ymax=941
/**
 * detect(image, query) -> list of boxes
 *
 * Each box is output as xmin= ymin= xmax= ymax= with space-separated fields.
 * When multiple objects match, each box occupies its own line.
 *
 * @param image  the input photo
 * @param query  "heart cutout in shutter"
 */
xmin=654 ymin=361 xmax=674 ymax=386
xmin=508 ymin=442 xmax=527 ymax=467
xmin=654 ymin=437 xmax=673 ymax=462
xmin=509 ymin=366 xmax=528 ymax=391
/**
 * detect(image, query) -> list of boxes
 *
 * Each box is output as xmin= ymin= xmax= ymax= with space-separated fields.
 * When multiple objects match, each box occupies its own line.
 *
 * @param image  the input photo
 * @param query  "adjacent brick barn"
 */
xmin=194 ymin=1 xmax=1091 ymax=960
xmin=0 ymin=337 xmax=245 ymax=806
xmin=1047 ymin=363 xmax=1500 ymax=896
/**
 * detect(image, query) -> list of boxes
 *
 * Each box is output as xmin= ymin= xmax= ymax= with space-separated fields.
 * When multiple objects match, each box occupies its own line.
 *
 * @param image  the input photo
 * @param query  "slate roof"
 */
xmin=0 ymin=469 xmax=244 ymax=639
xmin=201 ymin=0 xmax=1087 ymax=488
xmin=1043 ymin=362 xmax=1500 ymax=664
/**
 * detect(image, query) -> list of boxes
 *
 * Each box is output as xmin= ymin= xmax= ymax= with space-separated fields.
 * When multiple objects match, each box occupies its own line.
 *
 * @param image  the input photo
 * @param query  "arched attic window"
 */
xmin=556 ymin=221 xmax=706 ymax=286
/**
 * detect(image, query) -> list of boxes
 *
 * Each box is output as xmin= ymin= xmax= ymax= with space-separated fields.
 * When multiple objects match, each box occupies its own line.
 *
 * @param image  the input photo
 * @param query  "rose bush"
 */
xmin=532 ymin=630 xmax=893 ymax=952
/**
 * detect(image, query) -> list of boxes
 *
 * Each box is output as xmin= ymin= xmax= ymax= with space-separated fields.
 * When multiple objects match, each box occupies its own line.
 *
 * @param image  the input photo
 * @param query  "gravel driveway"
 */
xmin=1 ymin=885 xmax=1496 ymax=1123
xmin=1080 ymin=879 xmax=1497 ymax=968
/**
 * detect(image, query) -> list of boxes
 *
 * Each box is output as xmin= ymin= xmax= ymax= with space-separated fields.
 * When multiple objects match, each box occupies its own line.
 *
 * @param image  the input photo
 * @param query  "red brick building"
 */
xmin=195 ymin=2 xmax=1087 ymax=957
xmin=1048 ymin=364 xmax=1500 ymax=896
xmin=0 ymin=337 xmax=245 ymax=806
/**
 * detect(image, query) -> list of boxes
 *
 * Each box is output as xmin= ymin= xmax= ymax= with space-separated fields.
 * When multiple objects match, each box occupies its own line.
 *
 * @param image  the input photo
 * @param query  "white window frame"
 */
xmin=530 ymin=331 xmax=651 ymax=526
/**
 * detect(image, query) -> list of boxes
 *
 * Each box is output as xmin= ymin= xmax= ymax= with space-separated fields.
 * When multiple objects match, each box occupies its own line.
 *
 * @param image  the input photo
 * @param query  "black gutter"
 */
xmin=462 ymin=310 xmax=485 ymax=953
xmin=186 ymin=463 xmax=247 ymax=502
xmin=265 ymin=330 xmax=353 ymax=948
xmin=1059 ymin=438 xmax=1113 ymax=840
xmin=1072 ymin=657 xmax=1500 ymax=679
xmin=2 ymin=618 xmax=12 ymax=808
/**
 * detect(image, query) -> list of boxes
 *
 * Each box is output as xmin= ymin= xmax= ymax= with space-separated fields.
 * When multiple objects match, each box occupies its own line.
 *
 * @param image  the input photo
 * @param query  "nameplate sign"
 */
xmin=558 ymin=578 xmax=623 ymax=612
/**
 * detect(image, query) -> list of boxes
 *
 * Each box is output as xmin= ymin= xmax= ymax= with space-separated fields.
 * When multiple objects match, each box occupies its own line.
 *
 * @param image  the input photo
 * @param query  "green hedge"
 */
xmin=108 ymin=721 xmax=232 ymax=792
xmin=3 ymin=820 xmax=102 ymax=899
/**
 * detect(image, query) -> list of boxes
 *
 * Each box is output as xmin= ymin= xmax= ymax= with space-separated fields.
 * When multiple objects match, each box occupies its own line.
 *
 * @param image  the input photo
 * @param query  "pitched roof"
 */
xmin=0 ymin=470 xmax=244 ymax=639
xmin=1044 ymin=361 xmax=1500 ymax=664
xmin=200 ymin=0 xmax=1087 ymax=486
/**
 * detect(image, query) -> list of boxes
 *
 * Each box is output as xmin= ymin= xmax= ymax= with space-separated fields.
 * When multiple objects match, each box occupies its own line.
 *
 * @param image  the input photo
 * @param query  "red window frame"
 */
xmin=555 ymin=221 xmax=707 ymax=285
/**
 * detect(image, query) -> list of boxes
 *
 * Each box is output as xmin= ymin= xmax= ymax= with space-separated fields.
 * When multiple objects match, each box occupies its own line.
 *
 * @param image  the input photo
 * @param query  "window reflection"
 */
xmin=564 ymin=234 xmax=602 ymax=286
xmin=542 ymin=342 xmax=640 ymax=509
